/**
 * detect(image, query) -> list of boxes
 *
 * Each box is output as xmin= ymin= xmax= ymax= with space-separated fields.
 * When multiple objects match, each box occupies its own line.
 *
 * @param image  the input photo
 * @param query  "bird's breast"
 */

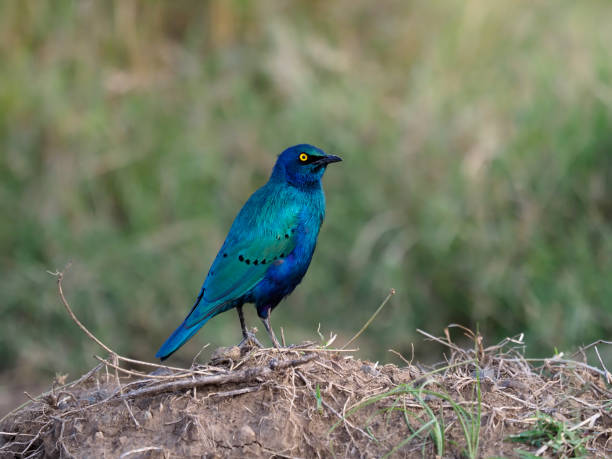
xmin=256 ymin=206 xmax=322 ymax=294
xmin=244 ymin=184 xmax=325 ymax=304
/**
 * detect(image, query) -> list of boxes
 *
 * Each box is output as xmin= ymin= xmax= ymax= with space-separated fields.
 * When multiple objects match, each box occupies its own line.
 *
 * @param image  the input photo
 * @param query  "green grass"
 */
xmin=509 ymin=412 xmax=589 ymax=458
xmin=332 ymin=367 xmax=482 ymax=457
xmin=1 ymin=1 xmax=612 ymax=378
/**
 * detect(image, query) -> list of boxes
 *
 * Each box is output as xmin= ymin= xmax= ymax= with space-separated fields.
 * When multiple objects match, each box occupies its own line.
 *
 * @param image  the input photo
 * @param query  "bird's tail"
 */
xmin=155 ymin=316 xmax=211 ymax=361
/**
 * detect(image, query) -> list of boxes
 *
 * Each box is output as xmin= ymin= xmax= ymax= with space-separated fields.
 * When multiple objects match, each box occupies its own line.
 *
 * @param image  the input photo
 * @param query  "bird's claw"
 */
xmin=270 ymin=336 xmax=282 ymax=349
xmin=238 ymin=332 xmax=263 ymax=349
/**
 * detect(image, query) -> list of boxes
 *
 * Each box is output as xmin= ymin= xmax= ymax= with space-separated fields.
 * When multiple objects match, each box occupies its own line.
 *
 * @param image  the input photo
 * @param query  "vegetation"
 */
xmin=509 ymin=412 xmax=588 ymax=458
xmin=1 ymin=1 xmax=611 ymax=379
xmin=2 ymin=326 xmax=609 ymax=457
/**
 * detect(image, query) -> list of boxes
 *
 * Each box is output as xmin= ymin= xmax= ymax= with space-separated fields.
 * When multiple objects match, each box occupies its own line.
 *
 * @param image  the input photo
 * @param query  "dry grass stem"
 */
xmin=341 ymin=288 xmax=395 ymax=349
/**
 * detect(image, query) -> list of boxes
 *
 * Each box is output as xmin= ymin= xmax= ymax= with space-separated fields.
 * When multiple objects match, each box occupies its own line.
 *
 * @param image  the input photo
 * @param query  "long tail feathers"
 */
xmin=155 ymin=317 xmax=211 ymax=361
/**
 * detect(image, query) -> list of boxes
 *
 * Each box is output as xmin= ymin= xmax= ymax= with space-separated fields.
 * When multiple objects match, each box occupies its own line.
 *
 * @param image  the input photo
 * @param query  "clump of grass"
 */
xmin=329 ymin=325 xmax=610 ymax=457
xmin=509 ymin=412 xmax=589 ymax=458
xmin=382 ymin=382 xmax=481 ymax=458
xmin=336 ymin=350 xmax=482 ymax=458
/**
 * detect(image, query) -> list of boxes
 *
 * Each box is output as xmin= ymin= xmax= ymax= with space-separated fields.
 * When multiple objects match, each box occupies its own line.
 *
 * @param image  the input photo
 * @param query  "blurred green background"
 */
xmin=1 ymin=0 xmax=611 ymax=386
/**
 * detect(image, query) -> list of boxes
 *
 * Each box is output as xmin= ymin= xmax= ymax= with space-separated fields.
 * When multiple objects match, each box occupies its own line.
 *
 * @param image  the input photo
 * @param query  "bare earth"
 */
xmin=1 ymin=336 xmax=610 ymax=458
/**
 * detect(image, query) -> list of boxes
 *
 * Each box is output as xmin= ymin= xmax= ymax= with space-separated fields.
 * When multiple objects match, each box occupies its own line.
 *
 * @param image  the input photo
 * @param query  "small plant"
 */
xmin=508 ymin=412 xmax=588 ymax=457
xmin=333 ymin=368 xmax=482 ymax=458
xmin=392 ymin=338 xmax=482 ymax=458
xmin=382 ymin=387 xmax=446 ymax=458
xmin=315 ymin=383 xmax=323 ymax=412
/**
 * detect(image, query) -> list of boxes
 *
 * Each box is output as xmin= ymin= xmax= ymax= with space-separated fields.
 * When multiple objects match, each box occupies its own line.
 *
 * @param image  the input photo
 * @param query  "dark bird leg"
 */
xmin=262 ymin=313 xmax=282 ymax=349
xmin=236 ymin=305 xmax=262 ymax=348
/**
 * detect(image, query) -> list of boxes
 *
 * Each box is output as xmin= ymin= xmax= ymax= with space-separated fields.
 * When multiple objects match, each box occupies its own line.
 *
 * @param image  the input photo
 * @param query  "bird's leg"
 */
xmin=236 ymin=306 xmax=262 ymax=348
xmin=262 ymin=313 xmax=282 ymax=349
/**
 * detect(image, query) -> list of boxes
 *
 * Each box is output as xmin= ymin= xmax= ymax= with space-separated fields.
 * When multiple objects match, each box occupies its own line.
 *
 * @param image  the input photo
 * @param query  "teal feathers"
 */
xmin=156 ymin=144 xmax=341 ymax=359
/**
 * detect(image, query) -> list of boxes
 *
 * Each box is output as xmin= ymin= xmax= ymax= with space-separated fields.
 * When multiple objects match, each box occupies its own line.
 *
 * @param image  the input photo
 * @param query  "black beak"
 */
xmin=315 ymin=154 xmax=343 ymax=166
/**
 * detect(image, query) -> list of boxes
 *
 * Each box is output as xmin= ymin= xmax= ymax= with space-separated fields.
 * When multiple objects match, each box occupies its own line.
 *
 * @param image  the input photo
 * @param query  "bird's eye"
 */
xmin=299 ymin=153 xmax=308 ymax=162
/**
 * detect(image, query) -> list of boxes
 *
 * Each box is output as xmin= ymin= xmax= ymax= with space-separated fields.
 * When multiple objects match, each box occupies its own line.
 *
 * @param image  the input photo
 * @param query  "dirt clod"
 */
xmin=210 ymin=346 xmax=242 ymax=364
xmin=238 ymin=424 xmax=256 ymax=443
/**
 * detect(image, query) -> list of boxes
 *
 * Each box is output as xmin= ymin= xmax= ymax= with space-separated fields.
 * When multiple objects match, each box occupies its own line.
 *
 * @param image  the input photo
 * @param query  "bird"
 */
xmin=156 ymin=144 xmax=342 ymax=360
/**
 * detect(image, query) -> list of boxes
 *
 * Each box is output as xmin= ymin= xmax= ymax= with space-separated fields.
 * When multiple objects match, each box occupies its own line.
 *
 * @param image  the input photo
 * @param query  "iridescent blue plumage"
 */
xmin=156 ymin=144 xmax=341 ymax=360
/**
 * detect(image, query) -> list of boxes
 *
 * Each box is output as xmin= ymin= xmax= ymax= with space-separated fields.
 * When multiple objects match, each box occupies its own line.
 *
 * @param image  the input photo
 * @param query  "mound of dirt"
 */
xmin=1 ymin=336 xmax=610 ymax=458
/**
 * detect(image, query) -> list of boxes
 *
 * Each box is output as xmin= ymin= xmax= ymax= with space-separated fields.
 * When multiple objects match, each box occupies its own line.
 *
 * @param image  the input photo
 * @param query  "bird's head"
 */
xmin=271 ymin=144 xmax=342 ymax=187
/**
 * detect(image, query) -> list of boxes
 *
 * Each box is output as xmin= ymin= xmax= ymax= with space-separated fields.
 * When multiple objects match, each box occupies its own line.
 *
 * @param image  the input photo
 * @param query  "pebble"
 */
xmin=238 ymin=424 xmax=256 ymax=444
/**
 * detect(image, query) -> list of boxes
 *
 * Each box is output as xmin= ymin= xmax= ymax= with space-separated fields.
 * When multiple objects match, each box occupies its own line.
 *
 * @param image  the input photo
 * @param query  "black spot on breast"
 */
xmin=239 ymin=255 xmax=244 ymax=262
xmin=223 ymin=253 xmax=228 ymax=258
xmin=246 ymin=259 xmax=251 ymax=265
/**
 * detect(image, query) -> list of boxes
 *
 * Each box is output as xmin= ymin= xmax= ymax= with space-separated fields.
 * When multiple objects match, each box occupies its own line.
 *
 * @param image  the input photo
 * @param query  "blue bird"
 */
xmin=156 ymin=144 xmax=342 ymax=360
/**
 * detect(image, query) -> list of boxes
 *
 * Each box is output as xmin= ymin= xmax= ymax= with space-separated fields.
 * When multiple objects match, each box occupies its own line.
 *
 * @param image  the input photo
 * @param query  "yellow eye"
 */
xmin=299 ymin=153 xmax=308 ymax=162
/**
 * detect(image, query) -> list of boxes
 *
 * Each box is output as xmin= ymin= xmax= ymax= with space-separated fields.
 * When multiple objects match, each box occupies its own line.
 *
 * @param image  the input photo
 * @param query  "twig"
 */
xmin=21 ymin=421 xmax=51 ymax=457
xmin=289 ymin=347 xmax=357 ymax=353
xmin=117 ymin=355 xmax=203 ymax=372
xmin=113 ymin=354 xmax=121 ymax=390
xmin=190 ymin=343 xmax=210 ymax=368
xmin=341 ymin=289 xmax=395 ymax=349
xmin=388 ymin=349 xmax=411 ymax=366
xmin=49 ymin=269 xmax=222 ymax=376
xmin=594 ymin=346 xmax=612 ymax=384
xmin=570 ymin=339 xmax=612 ymax=358
xmin=123 ymin=399 xmax=141 ymax=428
xmin=0 ymin=364 xmax=104 ymax=425
xmin=416 ymin=329 xmax=465 ymax=355
xmin=504 ymin=358 xmax=609 ymax=378
xmin=535 ymin=443 xmax=549 ymax=457
xmin=202 ymin=386 xmax=263 ymax=399
xmin=567 ymin=395 xmax=600 ymax=410
xmin=67 ymin=363 xmax=104 ymax=389
xmin=568 ymin=412 xmax=601 ymax=431
xmin=94 ymin=355 xmax=214 ymax=380
xmin=94 ymin=356 xmax=162 ymax=379
xmin=411 ymin=359 xmax=477 ymax=381
xmin=295 ymin=370 xmax=372 ymax=441
xmin=497 ymin=391 xmax=538 ymax=409
xmin=446 ymin=323 xmax=476 ymax=339
xmin=48 ymin=268 xmax=115 ymax=355
xmin=119 ymin=446 xmax=164 ymax=458
xmin=321 ymin=397 xmax=372 ymax=440
xmin=121 ymin=353 xmax=317 ymax=399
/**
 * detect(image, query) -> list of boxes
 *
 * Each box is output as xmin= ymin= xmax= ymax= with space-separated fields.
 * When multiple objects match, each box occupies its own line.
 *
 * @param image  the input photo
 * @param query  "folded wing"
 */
xmin=183 ymin=218 xmax=299 ymax=328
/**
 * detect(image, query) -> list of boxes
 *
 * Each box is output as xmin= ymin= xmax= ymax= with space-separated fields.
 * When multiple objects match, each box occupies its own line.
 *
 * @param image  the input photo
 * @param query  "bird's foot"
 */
xmin=262 ymin=315 xmax=282 ymax=349
xmin=270 ymin=335 xmax=282 ymax=349
xmin=238 ymin=331 xmax=263 ymax=349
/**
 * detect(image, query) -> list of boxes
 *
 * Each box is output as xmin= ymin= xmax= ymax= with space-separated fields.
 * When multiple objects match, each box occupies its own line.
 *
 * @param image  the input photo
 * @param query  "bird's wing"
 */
xmin=184 ymin=212 xmax=299 ymax=328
